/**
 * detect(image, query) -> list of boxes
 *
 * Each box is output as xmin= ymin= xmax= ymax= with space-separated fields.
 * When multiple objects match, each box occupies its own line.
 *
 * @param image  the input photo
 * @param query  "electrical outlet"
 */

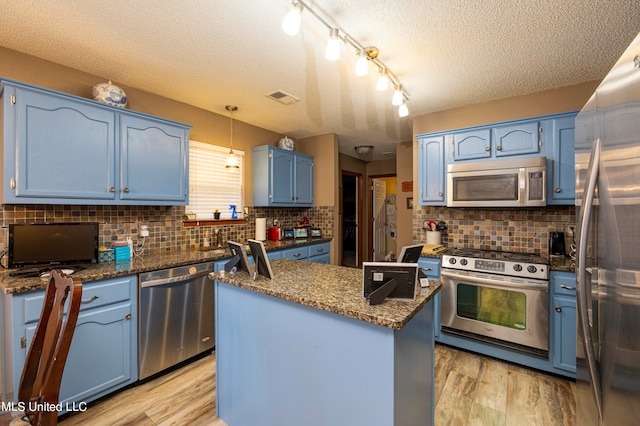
xmin=140 ymin=224 xmax=149 ymax=237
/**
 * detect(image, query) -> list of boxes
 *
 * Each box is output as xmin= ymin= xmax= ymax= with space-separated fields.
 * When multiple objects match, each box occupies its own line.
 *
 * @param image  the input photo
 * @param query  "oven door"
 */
xmin=440 ymin=269 xmax=549 ymax=352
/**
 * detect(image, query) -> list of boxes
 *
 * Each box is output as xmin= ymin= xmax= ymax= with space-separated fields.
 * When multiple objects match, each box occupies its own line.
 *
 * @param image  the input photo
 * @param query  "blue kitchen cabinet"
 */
xmin=119 ymin=114 xmax=188 ymax=203
xmin=252 ymin=145 xmax=314 ymax=207
xmin=546 ymin=113 xmax=577 ymax=205
xmin=417 ymin=135 xmax=446 ymax=206
xmin=2 ymin=81 xmax=117 ymax=203
xmin=491 ymin=121 xmax=541 ymax=157
xmin=4 ymin=275 xmax=137 ymax=411
xmin=550 ymin=270 xmax=577 ymax=375
xmin=452 ymin=128 xmax=491 ymax=161
xmin=0 ymin=78 xmax=190 ymax=205
xmin=418 ymin=257 xmax=441 ymax=339
xmin=307 ymin=242 xmax=331 ymax=263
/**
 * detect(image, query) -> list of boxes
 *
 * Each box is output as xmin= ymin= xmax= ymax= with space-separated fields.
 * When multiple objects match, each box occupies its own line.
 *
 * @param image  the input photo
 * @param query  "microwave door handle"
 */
xmin=576 ymin=137 xmax=603 ymax=421
xmin=519 ymin=168 xmax=526 ymax=207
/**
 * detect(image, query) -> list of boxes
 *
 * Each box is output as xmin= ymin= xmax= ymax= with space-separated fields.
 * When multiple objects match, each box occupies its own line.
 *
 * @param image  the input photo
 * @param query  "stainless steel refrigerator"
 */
xmin=575 ymin=31 xmax=640 ymax=425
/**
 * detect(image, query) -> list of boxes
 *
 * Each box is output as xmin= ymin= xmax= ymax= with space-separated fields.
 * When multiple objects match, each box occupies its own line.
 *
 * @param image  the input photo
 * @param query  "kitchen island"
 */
xmin=210 ymin=259 xmax=441 ymax=426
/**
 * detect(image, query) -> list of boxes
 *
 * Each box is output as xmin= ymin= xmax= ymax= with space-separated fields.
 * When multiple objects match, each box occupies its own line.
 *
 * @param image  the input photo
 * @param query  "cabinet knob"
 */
xmin=123 ymin=187 xmax=129 ymax=193
xmin=485 ymin=146 xmax=490 ymax=152
xmin=125 ymin=313 xmax=132 ymax=320
xmin=496 ymin=146 xmax=502 ymax=151
xmin=555 ymin=307 xmax=562 ymax=313
xmin=554 ymin=187 xmax=561 ymax=193
xmin=438 ymin=192 xmax=443 ymax=197
xmin=109 ymin=187 xmax=116 ymax=192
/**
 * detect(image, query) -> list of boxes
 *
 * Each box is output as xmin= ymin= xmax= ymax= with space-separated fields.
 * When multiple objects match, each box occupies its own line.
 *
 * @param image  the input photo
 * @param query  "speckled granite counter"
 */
xmin=0 ymin=238 xmax=332 ymax=295
xmin=211 ymin=259 xmax=441 ymax=330
xmin=550 ymin=255 xmax=575 ymax=272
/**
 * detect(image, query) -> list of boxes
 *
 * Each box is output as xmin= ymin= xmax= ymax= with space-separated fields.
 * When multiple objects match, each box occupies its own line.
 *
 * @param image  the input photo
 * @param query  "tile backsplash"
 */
xmin=0 ymin=204 xmax=334 ymax=256
xmin=413 ymin=205 xmax=575 ymax=258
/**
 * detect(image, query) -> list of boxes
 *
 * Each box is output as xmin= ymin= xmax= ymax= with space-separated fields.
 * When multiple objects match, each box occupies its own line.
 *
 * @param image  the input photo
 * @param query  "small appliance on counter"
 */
xmin=311 ymin=228 xmax=322 ymax=238
xmin=294 ymin=227 xmax=309 ymax=239
xmin=283 ymin=229 xmax=294 ymax=239
xmin=268 ymin=226 xmax=282 ymax=241
xmin=549 ymin=231 xmax=566 ymax=256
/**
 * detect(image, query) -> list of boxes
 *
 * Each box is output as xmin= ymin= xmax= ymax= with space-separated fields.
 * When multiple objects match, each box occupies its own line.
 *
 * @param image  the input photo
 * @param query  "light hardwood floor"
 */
xmin=59 ymin=344 xmax=575 ymax=425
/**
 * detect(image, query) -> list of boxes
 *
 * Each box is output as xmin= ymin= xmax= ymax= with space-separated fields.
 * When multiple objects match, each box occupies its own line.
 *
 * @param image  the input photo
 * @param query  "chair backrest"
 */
xmin=18 ymin=270 xmax=82 ymax=426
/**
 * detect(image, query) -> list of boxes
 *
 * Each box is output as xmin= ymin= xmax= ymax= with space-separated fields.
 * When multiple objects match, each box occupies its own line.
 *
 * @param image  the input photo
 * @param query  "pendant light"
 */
xmin=376 ymin=68 xmax=389 ymax=91
xmin=355 ymin=49 xmax=369 ymax=76
xmin=225 ymin=105 xmax=239 ymax=171
xmin=392 ymin=85 xmax=404 ymax=106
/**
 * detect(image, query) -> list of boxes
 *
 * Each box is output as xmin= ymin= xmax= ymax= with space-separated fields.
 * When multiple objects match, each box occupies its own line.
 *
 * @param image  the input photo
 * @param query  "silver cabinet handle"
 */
xmin=125 ymin=313 xmax=132 ymax=320
xmin=560 ymin=284 xmax=575 ymax=291
xmin=293 ymin=253 xmax=301 ymax=257
xmin=555 ymin=187 xmax=561 ymax=193
xmin=123 ymin=187 xmax=130 ymax=193
xmin=81 ymin=295 xmax=99 ymax=304
xmin=496 ymin=146 xmax=502 ymax=151
xmin=485 ymin=146 xmax=490 ymax=151
xmin=109 ymin=187 xmax=116 ymax=192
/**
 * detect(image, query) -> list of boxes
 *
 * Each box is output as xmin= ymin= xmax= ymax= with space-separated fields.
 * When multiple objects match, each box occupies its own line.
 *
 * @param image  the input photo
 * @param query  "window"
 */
xmin=187 ymin=140 xmax=243 ymax=219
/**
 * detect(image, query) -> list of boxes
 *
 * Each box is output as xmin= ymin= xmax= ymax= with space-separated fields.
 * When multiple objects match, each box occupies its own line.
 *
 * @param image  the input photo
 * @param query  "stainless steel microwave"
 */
xmin=447 ymin=156 xmax=546 ymax=207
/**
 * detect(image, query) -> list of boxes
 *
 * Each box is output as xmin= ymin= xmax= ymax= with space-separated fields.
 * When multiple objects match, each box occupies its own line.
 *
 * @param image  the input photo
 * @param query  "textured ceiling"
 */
xmin=0 ymin=0 xmax=638 ymax=161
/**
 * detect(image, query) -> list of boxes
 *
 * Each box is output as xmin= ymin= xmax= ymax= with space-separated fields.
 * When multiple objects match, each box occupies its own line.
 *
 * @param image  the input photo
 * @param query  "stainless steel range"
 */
xmin=440 ymin=248 xmax=549 ymax=356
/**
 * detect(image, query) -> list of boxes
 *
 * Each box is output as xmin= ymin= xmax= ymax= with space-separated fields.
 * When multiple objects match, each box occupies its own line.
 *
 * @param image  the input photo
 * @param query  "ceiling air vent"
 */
xmin=265 ymin=90 xmax=300 ymax=105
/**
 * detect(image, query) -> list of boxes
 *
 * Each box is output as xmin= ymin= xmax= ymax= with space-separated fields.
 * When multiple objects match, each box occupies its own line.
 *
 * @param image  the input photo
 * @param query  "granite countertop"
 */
xmin=550 ymin=255 xmax=575 ymax=272
xmin=210 ymin=259 xmax=442 ymax=331
xmin=0 ymin=238 xmax=332 ymax=295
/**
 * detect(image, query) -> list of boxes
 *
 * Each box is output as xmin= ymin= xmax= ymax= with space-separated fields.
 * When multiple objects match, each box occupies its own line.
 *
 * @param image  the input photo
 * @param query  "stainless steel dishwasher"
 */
xmin=138 ymin=261 xmax=215 ymax=380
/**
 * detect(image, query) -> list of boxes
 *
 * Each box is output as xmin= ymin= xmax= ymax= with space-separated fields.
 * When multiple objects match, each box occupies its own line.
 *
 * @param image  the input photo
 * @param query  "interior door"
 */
xmin=372 ymin=179 xmax=386 ymax=261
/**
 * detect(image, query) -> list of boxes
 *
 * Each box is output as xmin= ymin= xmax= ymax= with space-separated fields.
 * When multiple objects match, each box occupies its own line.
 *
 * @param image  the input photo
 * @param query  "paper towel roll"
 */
xmin=255 ymin=218 xmax=266 ymax=241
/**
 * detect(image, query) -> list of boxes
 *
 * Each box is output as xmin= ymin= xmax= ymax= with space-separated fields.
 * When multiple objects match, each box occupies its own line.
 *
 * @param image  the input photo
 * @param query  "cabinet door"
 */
xmin=418 ymin=258 xmax=441 ymax=339
xmin=453 ymin=129 xmax=491 ymax=161
xmin=492 ymin=121 xmax=541 ymax=157
xmin=294 ymin=154 xmax=314 ymax=205
xmin=552 ymin=295 xmax=577 ymax=373
xmin=270 ymin=148 xmax=295 ymax=204
xmin=120 ymin=114 xmax=188 ymax=204
xmin=11 ymin=86 xmax=117 ymax=202
xmin=417 ymin=136 xmax=445 ymax=205
xmin=547 ymin=116 xmax=576 ymax=204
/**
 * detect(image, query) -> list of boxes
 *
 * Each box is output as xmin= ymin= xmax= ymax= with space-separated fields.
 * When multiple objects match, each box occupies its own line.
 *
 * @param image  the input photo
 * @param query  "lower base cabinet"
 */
xmin=550 ymin=270 xmax=577 ymax=374
xmin=417 ymin=257 xmax=441 ymax=339
xmin=2 ymin=275 xmax=138 ymax=411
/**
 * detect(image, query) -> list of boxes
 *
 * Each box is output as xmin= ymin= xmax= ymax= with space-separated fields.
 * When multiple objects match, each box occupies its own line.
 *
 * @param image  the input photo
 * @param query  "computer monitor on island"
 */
xmin=226 ymin=241 xmax=251 ymax=275
xmin=397 ymin=244 xmax=424 ymax=263
xmin=247 ymin=239 xmax=274 ymax=280
xmin=362 ymin=262 xmax=419 ymax=305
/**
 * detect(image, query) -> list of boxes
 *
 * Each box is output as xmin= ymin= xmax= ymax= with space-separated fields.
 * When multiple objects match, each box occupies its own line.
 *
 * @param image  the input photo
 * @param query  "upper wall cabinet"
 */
xmin=419 ymin=111 xmax=578 ymax=206
xmin=0 ymin=79 xmax=190 ymax=205
xmin=417 ymin=135 xmax=446 ymax=206
xmin=252 ymin=145 xmax=314 ymax=207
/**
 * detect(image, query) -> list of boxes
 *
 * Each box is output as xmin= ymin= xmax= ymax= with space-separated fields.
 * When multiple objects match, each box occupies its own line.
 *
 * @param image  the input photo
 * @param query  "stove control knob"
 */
xmin=460 ymin=259 xmax=468 ymax=266
xmin=513 ymin=264 xmax=523 ymax=272
xmin=527 ymin=265 xmax=538 ymax=274
xmin=449 ymin=258 xmax=457 ymax=265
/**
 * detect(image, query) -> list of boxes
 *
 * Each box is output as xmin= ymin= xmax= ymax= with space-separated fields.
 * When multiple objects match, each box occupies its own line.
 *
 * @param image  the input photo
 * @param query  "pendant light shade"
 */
xmin=225 ymin=105 xmax=239 ymax=171
xmin=355 ymin=49 xmax=368 ymax=76
xmin=392 ymin=85 xmax=404 ymax=106
xmin=398 ymin=102 xmax=409 ymax=118
xmin=282 ymin=1 xmax=302 ymax=36
xmin=325 ymin=28 xmax=340 ymax=61
xmin=376 ymin=68 xmax=389 ymax=91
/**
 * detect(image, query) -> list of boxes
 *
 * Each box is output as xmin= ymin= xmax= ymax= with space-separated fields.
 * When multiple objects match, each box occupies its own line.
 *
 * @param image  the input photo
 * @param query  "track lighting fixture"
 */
xmin=398 ymin=101 xmax=409 ymax=118
xmin=282 ymin=0 xmax=409 ymax=115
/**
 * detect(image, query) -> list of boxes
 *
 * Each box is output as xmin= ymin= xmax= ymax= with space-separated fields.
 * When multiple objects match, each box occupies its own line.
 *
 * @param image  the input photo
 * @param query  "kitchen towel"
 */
xmin=255 ymin=218 xmax=266 ymax=241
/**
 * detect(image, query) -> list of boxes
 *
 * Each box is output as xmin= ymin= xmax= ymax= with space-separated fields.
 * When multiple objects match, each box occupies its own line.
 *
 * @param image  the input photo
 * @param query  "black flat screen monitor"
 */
xmin=227 ymin=241 xmax=251 ymax=275
xmin=398 ymin=244 xmax=424 ymax=263
xmin=247 ymin=239 xmax=273 ymax=280
xmin=8 ymin=222 xmax=99 ymax=268
xmin=362 ymin=262 xmax=418 ymax=304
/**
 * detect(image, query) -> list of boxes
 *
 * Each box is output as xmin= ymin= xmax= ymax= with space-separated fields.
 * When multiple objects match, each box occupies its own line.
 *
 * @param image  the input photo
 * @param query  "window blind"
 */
xmin=187 ymin=140 xmax=244 ymax=219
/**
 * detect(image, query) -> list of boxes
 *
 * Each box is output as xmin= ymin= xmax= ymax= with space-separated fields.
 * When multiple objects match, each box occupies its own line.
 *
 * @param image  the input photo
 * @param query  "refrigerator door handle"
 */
xmin=577 ymin=138 xmax=603 ymax=421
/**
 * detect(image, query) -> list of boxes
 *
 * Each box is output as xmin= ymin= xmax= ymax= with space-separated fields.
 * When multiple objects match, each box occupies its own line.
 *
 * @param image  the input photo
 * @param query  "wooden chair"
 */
xmin=5 ymin=270 xmax=82 ymax=426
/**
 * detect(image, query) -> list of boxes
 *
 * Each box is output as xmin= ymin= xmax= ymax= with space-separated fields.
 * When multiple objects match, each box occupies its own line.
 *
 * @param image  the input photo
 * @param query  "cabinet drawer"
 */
xmin=551 ymin=271 xmax=576 ymax=296
xmin=308 ymin=242 xmax=330 ymax=258
xmin=282 ymin=246 xmax=310 ymax=260
xmin=22 ymin=276 xmax=134 ymax=323
xmin=418 ymin=257 xmax=441 ymax=279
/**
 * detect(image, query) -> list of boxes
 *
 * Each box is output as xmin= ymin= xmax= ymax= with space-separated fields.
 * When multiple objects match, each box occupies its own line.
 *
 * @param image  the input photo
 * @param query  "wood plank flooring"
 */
xmin=59 ymin=344 xmax=575 ymax=425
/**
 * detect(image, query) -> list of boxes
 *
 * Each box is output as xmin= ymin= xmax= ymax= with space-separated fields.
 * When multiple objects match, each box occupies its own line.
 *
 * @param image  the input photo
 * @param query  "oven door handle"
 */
xmin=440 ymin=270 xmax=548 ymax=291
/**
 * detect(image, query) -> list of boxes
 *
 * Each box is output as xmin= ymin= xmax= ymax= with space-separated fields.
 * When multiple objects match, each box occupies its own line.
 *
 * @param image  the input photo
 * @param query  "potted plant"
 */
xmin=214 ymin=209 xmax=221 ymax=220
